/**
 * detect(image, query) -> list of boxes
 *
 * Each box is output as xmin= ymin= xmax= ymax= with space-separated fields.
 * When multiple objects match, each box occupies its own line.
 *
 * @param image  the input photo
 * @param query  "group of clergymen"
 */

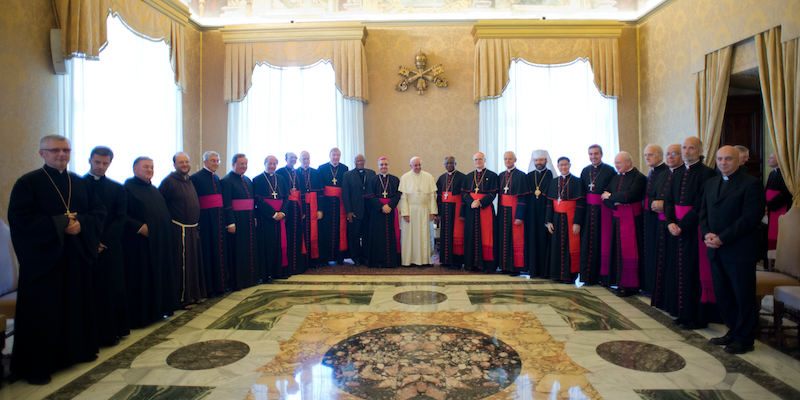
xmin=5 ymin=134 xmax=793 ymax=384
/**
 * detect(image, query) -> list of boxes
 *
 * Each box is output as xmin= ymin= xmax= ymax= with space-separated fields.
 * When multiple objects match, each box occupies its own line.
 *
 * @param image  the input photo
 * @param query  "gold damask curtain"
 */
xmin=52 ymin=0 xmax=188 ymax=91
xmin=473 ymin=37 xmax=620 ymax=102
xmin=757 ymin=27 xmax=800 ymax=206
xmin=224 ymin=40 xmax=369 ymax=103
xmin=695 ymin=46 xmax=733 ymax=167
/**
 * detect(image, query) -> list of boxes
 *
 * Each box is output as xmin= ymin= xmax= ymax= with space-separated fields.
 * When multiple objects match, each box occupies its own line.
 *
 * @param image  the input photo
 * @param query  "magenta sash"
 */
xmin=658 ymin=212 xmax=666 ymax=221
xmin=380 ymin=198 xmax=400 ymax=250
xmin=676 ymin=205 xmax=715 ymax=303
xmin=766 ymin=189 xmax=787 ymax=250
xmin=643 ymin=196 xmax=650 ymax=211
xmin=442 ymin=191 xmax=464 ymax=255
xmin=500 ymin=194 xmax=525 ymax=268
xmin=199 ymin=194 xmax=223 ymax=209
xmin=266 ymin=199 xmax=288 ymax=267
xmin=611 ymin=202 xmax=642 ymax=287
xmin=587 ymin=193 xmax=613 ymax=275
xmin=232 ymin=199 xmax=254 ymax=211
xmin=470 ymin=193 xmax=494 ymax=261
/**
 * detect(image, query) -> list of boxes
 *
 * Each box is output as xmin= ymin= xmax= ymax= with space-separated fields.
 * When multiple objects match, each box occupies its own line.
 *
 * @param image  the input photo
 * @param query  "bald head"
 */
xmin=716 ymin=145 xmax=739 ymax=177
xmin=682 ymin=137 xmax=703 ymax=165
xmin=300 ymin=151 xmax=311 ymax=168
xmin=614 ymin=152 xmax=633 ymax=173
xmin=665 ymin=144 xmax=682 ymax=169
xmin=503 ymin=151 xmax=516 ymax=170
xmin=473 ymin=152 xmax=486 ymax=170
xmin=643 ymin=145 xmax=663 ymax=168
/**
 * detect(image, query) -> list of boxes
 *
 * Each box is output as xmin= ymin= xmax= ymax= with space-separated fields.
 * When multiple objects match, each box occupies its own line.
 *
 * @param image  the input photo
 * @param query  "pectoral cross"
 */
xmin=272 ymin=191 xmax=278 ymax=199
xmin=588 ymin=182 xmax=595 ymax=191
xmin=557 ymin=197 xmax=562 ymax=205
xmin=503 ymin=185 xmax=509 ymax=194
xmin=474 ymin=186 xmax=480 ymax=194
xmin=444 ymin=192 xmax=449 ymax=199
xmin=332 ymin=177 xmax=337 ymax=185
xmin=382 ymin=190 xmax=388 ymax=198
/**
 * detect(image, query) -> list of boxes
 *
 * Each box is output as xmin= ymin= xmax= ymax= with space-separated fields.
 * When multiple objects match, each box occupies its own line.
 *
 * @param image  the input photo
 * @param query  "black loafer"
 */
xmin=724 ymin=342 xmax=754 ymax=354
xmin=709 ymin=335 xmax=734 ymax=346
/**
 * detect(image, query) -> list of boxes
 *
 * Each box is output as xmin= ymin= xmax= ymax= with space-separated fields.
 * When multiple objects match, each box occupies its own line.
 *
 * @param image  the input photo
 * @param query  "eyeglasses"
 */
xmin=42 ymin=148 xmax=72 ymax=154
xmin=666 ymin=151 xmax=680 ymax=156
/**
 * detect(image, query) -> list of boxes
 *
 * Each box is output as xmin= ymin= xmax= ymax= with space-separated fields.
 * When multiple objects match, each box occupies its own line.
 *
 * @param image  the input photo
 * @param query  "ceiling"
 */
xmin=183 ymin=0 xmax=671 ymax=27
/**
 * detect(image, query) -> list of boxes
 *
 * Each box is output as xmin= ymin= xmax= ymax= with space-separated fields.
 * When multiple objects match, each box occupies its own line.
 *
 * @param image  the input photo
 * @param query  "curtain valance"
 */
xmin=53 ymin=0 xmax=188 ymax=91
xmin=223 ymin=40 xmax=369 ymax=103
xmin=473 ymin=37 xmax=620 ymax=102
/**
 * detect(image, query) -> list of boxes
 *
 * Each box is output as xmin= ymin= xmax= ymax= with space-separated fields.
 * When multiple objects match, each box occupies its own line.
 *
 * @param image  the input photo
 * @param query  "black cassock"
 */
xmin=664 ymin=162 xmax=717 ymax=326
xmin=526 ymin=168 xmax=553 ymax=277
xmin=496 ymin=168 xmax=532 ymax=273
xmin=318 ymin=162 xmax=349 ymax=264
xmin=462 ymin=169 xmax=499 ymax=272
xmin=276 ymin=166 xmax=307 ymax=274
xmin=298 ymin=167 xmax=325 ymax=266
xmin=9 ymin=166 xmax=105 ymax=379
xmin=602 ymin=168 xmax=646 ymax=291
xmin=580 ymin=163 xmax=616 ymax=284
xmin=123 ymin=177 xmax=177 ymax=328
xmin=190 ymin=168 xmax=228 ymax=293
xmin=221 ymin=172 xmax=260 ymax=289
xmin=651 ymin=166 xmax=681 ymax=310
xmin=366 ymin=174 xmax=401 ymax=267
xmin=254 ymin=172 xmax=291 ymax=279
xmin=436 ymin=171 xmax=466 ymax=267
xmin=545 ymin=174 xmax=586 ymax=282
xmin=84 ymin=174 xmax=130 ymax=345
xmin=642 ymin=163 xmax=669 ymax=297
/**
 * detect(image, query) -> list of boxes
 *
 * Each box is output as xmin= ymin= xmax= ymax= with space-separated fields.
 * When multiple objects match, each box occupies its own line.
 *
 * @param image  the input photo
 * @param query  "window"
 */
xmin=480 ymin=59 xmax=619 ymax=174
xmin=227 ymin=61 xmax=364 ymax=177
xmin=61 ymin=15 xmax=182 ymax=185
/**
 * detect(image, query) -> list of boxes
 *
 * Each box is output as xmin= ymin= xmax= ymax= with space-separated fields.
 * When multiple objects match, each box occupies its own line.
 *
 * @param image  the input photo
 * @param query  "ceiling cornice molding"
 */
xmin=220 ymin=22 xmax=368 ymax=44
xmin=471 ymin=19 xmax=624 ymax=43
xmin=634 ymin=0 xmax=676 ymax=25
xmin=142 ymin=0 xmax=191 ymax=24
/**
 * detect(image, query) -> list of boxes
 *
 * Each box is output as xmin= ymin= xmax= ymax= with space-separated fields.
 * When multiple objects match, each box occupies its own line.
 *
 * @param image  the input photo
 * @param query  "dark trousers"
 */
xmin=710 ymin=255 xmax=758 ymax=345
xmin=347 ymin=216 xmax=369 ymax=263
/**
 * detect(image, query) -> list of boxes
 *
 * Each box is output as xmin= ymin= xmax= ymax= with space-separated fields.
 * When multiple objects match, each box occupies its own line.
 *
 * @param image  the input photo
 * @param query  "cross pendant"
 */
xmin=474 ymin=186 xmax=479 ymax=193
xmin=64 ymin=211 xmax=71 ymax=215
xmin=272 ymin=191 xmax=278 ymax=199
xmin=382 ymin=190 xmax=388 ymax=198
xmin=332 ymin=177 xmax=337 ymax=185
xmin=588 ymin=182 xmax=595 ymax=191
xmin=444 ymin=192 xmax=449 ymax=199
xmin=503 ymin=185 xmax=509 ymax=194
xmin=557 ymin=197 xmax=562 ymax=205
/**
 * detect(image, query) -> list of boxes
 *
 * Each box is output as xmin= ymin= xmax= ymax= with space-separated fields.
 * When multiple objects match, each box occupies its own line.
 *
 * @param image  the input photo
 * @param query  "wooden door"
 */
xmin=720 ymin=94 xmax=763 ymax=180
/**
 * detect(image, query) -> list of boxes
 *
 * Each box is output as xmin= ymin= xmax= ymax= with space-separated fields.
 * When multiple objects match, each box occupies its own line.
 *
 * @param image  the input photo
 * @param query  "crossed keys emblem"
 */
xmin=396 ymin=51 xmax=448 ymax=95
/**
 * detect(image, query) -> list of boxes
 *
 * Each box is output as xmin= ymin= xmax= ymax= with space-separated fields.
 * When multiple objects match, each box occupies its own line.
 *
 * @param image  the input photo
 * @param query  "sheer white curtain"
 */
xmin=227 ymin=61 xmax=364 ymax=178
xmin=479 ymin=59 xmax=619 ymax=174
xmin=60 ymin=15 xmax=182 ymax=185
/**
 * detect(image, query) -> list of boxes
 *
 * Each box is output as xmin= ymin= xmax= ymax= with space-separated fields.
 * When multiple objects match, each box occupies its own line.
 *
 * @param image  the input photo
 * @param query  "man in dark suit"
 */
xmin=700 ymin=145 xmax=764 ymax=354
xmin=342 ymin=154 xmax=376 ymax=266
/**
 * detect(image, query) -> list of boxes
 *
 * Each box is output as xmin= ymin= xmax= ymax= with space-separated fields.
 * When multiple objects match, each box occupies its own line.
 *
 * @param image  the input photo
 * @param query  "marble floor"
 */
xmin=1 ymin=274 xmax=799 ymax=400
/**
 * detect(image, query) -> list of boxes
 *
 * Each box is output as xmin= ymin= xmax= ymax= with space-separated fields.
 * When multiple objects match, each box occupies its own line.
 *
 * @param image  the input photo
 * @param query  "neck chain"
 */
xmin=533 ymin=169 xmax=545 ymax=199
xmin=285 ymin=166 xmax=297 ymax=190
xmin=263 ymin=172 xmax=279 ymax=199
xmin=502 ymin=171 xmax=512 ymax=194
xmin=473 ymin=169 xmax=486 ymax=193
xmin=330 ymin=163 xmax=339 ymax=185
xmin=558 ymin=175 xmax=569 ymax=204
xmin=43 ymin=167 xmax=72 ymax=215
xmin=380 ymin=175 xmax=390 ymax=198
xmin=360 ymin=169 xmax=367 ymax=190
xmin=589 ymin=164 xmax=604 ymax=192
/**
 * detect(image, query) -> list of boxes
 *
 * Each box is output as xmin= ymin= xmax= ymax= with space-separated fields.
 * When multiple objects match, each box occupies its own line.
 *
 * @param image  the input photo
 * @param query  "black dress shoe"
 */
xmin=27 ymin=375 xmax=52 ymax=385
xmin=724 ymin=342 xmax=754 ymax=354
xmin=679 ymin=321 xmax=707 ymax=330
xmin=709 ymin=335 xmax=734 ymax=346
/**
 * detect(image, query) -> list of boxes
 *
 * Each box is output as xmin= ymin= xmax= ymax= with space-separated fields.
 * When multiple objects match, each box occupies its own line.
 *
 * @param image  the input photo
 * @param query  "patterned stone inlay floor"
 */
xmin=108 ymin=385 xmax=213 ymax=400
xmin=166 ymin=339 xmax=250 ymax=370
xmin=247 ymin=310 xmax=600 ymax=399
xmin=206 ymin=289 xmax=374 ymax=330
xmin=468 ymin=289 xmax=640 ymax=331
xmin=634 ymin=389 xmax=745 ymax=400
xmin=322 ymin=325 xmax=521 ymax=399
xmin=596 ymin=341 xmax=686 ymax=373
xmin=393 ymin=290 xmax=448 ymax=305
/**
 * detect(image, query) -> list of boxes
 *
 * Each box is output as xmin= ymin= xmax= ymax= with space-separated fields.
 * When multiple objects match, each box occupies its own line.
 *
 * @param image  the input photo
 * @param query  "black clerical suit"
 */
xmin=343 ymin=167 xmax=376 ymax=265
xmin=700 ymin=168 xmax=764 ymax=347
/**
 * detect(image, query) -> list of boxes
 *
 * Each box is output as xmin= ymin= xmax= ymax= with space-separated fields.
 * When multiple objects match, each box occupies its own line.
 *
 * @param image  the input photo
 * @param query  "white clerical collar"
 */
xmin=685 ymin=160 xmax=699 ymax=168
xmin=592 ymin=163 xmax=602 ymax=168
xmin=447 ymin=170 xmax=456 ymax=176
xmin=536 ymin=167 xmax=546 ymax=173
xmin=669 ymin=166 xmax=679 ymax=172
xmin=654 ymin=162 xmax=665 ymax=168
xmin=722 ymin=175 xmax=730 ymax=181
xmin=88 ymin=172 xmax=103 ymax=180
xmin=301 ymin=166 xmax=310 ymax=170
xmin=476 ymin=168 xmax=485 ymax=173
xmin=266 ymin=172 xmax=274 ymax=176
xmin=560 ymin=174 xmax=570 ymax=178
xmin=203 ymin=166 xmax=216 ymax=174
xmin=380 ymin=173 xmax=388 ymax=178
xmin=331 ymin=163 xmax=339 ymax=167
xmin=507 ymin=167 xmax=516 ymax=172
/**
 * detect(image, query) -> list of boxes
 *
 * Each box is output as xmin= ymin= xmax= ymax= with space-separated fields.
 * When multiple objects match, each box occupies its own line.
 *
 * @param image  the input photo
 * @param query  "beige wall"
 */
xmin=183 ymin=25 xmax=204 ymax=171
xmin=200 ymin=30 xmax=228 ymax=173
xmin=639 ymin=0 xmax=800 ymax=159
xmin=0 ymin=0 xmax=60 ymax=224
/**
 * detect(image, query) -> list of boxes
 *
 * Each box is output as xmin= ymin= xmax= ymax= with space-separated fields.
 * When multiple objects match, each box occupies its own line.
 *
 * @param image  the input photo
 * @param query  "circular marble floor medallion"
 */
xmin=322 ymin=325 xmax=521 ymax=399
xmin=166 ymin=339 xmax=250 ymax=370
xmin=595 ymin=341 xmax=686 ymax=372
xmin=393 ymin=290 xmax=448 ymax=305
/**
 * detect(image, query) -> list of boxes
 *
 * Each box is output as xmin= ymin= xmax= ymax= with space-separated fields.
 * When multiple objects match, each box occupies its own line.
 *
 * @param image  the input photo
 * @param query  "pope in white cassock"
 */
xmin=399 ymin=157 xmax=438 ymax=266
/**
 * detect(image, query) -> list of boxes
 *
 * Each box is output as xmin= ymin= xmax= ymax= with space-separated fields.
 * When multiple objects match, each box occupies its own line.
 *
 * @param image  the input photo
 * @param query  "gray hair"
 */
xmin=203 ymin=151 xmax=220 ymax=161
xmin=40 ymin=135 xmax=68 ymax=149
